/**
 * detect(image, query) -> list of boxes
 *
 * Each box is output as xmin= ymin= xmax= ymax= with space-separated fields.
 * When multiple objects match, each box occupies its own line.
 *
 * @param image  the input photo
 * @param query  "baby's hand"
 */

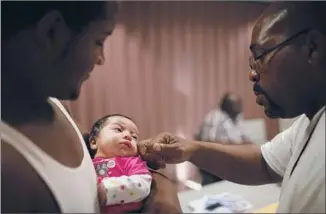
xmin=97 ymin=182 xmax=107 ymax=206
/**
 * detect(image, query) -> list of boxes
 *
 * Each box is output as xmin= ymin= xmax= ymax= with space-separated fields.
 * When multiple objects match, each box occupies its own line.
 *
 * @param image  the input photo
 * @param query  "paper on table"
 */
xmin=188 ymin=192 xmax=252 ymax=213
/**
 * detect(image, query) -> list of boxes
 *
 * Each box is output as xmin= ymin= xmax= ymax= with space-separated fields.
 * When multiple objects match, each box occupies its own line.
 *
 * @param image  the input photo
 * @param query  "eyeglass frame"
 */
xmin=249 ymin=28 xmax=311 ymax=72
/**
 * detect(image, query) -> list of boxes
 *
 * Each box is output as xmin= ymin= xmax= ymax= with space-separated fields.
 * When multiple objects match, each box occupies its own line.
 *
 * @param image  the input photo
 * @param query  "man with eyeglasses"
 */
xmin=138 ymin=2 xmax=325 ymax=213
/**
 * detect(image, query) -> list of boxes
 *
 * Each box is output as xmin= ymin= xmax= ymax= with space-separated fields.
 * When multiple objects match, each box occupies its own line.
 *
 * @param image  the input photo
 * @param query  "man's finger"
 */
xmin=97 ymin=183 xmax=107 ymax=206
xmin=156 ymin=143 xmax=177 ymax=154
xmin=137 ymin=143 xmax=147 ymax=157
xmin=150 ymin=132 xmax=171 ymax=146
xmin=153 ymin=143 xmax=162 ymax=152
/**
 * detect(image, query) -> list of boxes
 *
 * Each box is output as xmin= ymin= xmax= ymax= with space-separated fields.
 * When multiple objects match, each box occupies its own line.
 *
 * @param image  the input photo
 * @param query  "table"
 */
xmin=178 ymin=180 xmax=280 ymax=213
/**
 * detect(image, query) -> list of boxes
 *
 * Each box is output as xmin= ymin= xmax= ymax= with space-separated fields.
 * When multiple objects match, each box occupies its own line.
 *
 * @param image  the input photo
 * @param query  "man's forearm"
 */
xmin=189 ymin=141 xmax=273 ymax=185
xmin=141 ymin=171 xmax=182 ymax=213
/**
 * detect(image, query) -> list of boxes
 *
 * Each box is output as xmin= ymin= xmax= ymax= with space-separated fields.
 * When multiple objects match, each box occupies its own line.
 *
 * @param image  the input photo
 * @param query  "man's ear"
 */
xmin=35 ymin=10 xmax=72 ymax=54
xmin=305 ymin=30 xmax=325 ymax=65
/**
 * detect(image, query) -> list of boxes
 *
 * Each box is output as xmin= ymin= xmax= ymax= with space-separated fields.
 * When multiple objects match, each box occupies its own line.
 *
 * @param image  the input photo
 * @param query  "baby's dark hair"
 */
xmin=84 ymin=114 xmax=134 ymax=158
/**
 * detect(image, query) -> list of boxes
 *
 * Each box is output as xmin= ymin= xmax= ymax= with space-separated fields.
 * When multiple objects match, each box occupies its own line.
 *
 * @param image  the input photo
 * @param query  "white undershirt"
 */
xmin=0 ymin=97 xmax=100 ymax=213
xmin=261 ymin=106 xmax=325 ymax=213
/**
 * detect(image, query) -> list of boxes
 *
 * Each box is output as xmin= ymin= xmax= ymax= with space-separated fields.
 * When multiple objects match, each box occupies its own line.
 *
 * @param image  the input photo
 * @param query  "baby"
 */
xmin=84 ymin=114 xmax=152 ymax=213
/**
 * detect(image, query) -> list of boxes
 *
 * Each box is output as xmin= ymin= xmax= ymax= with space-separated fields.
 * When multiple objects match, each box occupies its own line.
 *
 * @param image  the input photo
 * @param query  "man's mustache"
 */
xmin=253 ymin=83 xmax=266 ymax=95
xmin=253 ymin=83 xmax=281 ymax=111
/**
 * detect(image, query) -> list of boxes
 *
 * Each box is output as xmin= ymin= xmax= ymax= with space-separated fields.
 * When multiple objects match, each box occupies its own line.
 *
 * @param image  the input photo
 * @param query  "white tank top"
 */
xmin=0 ymin=97 xmax=100 ymax=213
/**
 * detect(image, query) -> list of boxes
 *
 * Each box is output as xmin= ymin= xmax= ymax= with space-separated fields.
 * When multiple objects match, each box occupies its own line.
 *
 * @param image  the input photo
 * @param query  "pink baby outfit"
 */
xmin=93 ymin=156 xmax=152 ymax=213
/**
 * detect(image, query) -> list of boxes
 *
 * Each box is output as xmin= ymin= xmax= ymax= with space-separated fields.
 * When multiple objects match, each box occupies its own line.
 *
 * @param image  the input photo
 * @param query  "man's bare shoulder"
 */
xmin=1 ymin=142 xmax=38 ymax=211
xmin=1 ymin=142 xmax=59 ymax=212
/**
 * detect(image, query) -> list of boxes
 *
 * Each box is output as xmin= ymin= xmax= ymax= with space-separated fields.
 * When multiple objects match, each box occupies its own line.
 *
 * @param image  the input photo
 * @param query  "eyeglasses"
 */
xmin=249 ymin=29 xmax=310 ymax=72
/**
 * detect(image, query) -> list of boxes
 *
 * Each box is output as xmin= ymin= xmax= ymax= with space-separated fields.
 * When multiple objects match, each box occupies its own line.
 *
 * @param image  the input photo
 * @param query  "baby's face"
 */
xmin=95 ymin=116 xmax=139 ymax=158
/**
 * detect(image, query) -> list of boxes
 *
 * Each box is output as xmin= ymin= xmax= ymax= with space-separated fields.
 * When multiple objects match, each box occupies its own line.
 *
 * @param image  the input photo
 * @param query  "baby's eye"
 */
xmin=132 ymin=136 xmax=138 ymax=140
xmin=114 ymin=127 xmax=122 ymax=132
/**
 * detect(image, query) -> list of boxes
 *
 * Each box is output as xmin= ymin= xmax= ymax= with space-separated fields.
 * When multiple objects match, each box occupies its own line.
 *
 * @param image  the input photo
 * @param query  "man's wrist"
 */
xmin=188 ymin=140 xmax=201 ymax=164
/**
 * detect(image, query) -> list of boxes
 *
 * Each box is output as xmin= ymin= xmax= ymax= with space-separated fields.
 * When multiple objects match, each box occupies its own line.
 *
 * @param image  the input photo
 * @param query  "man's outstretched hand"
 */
xmin=138 ymin=132 xmax=198 ymax=169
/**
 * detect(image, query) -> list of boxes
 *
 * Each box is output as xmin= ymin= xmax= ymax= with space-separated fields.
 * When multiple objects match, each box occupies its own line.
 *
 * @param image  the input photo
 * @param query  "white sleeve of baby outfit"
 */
xmin=101 ymin=174 xmax=152 ymax=206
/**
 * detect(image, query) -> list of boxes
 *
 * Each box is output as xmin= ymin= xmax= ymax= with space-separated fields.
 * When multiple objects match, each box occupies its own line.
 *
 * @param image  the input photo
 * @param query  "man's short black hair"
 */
xmin=1 ymin=1 xmax=118 ymax=40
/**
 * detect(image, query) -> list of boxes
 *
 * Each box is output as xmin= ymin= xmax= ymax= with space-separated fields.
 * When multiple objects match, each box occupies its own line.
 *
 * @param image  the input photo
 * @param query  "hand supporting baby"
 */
xmin=98 ymin=182 xmax=107 ymax=206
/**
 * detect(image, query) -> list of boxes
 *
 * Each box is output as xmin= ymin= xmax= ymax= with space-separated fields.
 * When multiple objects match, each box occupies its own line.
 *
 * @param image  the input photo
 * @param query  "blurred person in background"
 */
xmin=195 ymin=92 xmax=250 ymax=144
xmin=195 ymin=92 xmax=252 ymax=185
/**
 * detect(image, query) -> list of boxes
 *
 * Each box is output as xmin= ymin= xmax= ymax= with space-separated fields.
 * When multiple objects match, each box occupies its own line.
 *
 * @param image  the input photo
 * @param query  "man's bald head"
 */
xmin=264 ymin=2 xmax=324 ymax=35
xmin=220 ymin=93 xmax=242 ymax=119
xmin=252 ymin=2 xmax=326 ymax=47
xmin=249 ymin=2 xmax=326 ymax=119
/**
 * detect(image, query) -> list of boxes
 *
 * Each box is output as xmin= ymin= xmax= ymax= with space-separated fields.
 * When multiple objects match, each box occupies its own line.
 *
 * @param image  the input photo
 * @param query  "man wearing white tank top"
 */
xmin=1 ymin=2 xmax=181 ymax=213
xmin=140 ymin=2 xmax=326 ymax=213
